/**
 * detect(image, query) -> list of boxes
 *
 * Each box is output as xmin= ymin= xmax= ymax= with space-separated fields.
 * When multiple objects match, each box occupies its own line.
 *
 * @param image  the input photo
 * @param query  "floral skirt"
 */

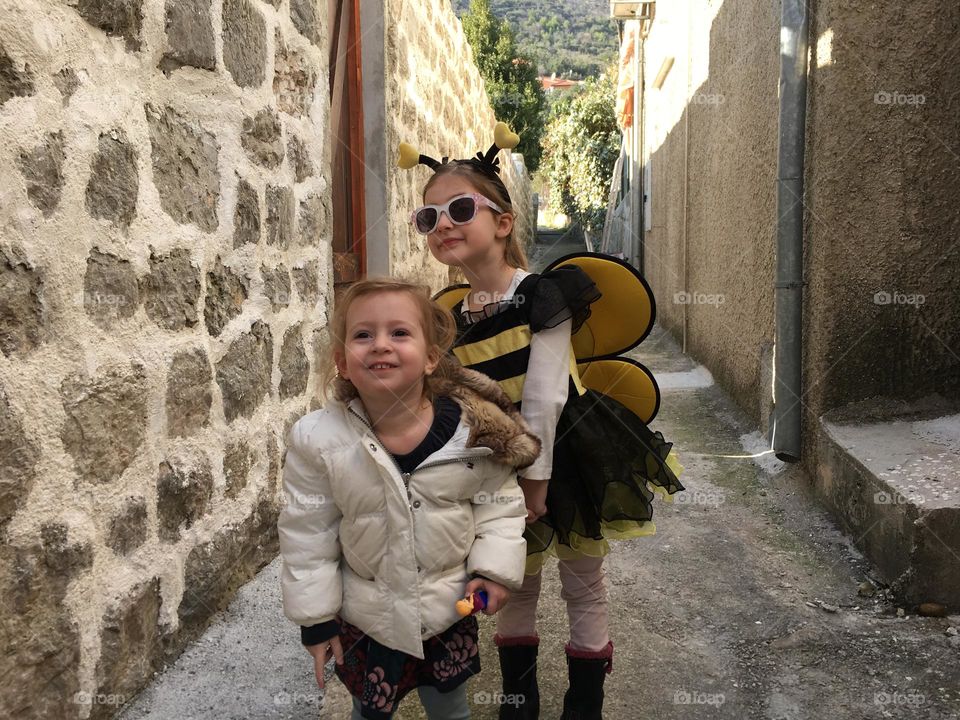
xmin=334 ymin=615 xmax=481 ymax=719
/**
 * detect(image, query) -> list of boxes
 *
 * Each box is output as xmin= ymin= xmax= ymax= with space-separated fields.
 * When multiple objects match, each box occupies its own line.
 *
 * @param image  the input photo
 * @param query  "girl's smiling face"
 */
xmin=335 ymin=291 xmax=439 ymax=405
xmin=422 ymin=174 xmax=513 ymax=269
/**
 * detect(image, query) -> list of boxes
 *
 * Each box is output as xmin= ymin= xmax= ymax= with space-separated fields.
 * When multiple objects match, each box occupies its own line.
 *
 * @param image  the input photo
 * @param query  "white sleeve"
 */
xmin=520 ymin=318 xmax=572 ymax=480
xmin=278 ymin=419 xmax=343 ymax=627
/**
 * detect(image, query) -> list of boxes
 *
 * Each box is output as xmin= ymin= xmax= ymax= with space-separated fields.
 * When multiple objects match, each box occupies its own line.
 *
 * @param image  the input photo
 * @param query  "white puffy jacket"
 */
xmin=279 ymin=368 xmax=541 ymax=659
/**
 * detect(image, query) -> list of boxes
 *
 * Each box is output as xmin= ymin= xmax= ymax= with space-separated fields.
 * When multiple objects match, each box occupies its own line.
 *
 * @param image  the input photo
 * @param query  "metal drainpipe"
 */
xmin=772 ymin=0 xmax=809 ymax=463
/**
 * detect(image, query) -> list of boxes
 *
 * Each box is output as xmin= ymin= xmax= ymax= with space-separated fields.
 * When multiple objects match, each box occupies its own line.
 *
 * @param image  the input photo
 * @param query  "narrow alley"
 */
xmin=117 ymin=232 xmax=960 ymax=720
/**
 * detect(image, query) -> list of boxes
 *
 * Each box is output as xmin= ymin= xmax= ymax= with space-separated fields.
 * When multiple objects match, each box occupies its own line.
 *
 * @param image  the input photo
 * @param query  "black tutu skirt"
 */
xmin=523 ymin=388 xmax=684 ymax=566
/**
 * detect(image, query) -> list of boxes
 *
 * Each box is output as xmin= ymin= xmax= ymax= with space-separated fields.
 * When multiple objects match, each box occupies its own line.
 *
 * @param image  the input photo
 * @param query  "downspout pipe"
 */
xmin=772 ymin=0 xmax=809 ymax=463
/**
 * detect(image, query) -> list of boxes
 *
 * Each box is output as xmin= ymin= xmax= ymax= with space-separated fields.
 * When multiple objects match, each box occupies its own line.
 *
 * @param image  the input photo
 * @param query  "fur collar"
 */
xmin=338 ymin=364 xmax=541 ymax=470
xmin=431 ymin=366 xmax=541 ymax=470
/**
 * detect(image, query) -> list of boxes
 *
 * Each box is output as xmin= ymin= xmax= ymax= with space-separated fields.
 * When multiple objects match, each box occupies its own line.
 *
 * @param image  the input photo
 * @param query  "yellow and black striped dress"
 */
xmin=450 ymin=265 xmax=684 ymax=574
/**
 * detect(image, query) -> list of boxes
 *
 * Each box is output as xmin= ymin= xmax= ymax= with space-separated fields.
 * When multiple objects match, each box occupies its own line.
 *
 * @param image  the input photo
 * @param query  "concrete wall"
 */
xmin=642 ymin=0 xmax=780 ymax=429
xmin=381 ymin=0 xmax=534 ymax=290
xmin=0 ymin=0 xmax=331 ymax=716
xmin=640 ymin=0 xmax=960 ymax=436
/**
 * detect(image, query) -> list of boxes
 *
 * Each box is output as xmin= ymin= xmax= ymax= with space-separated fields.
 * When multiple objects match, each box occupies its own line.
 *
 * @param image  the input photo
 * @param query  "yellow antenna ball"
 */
xmin=494 ymin=122 xmax=520 ymax=150
xmin=398 ymin=143 xmax=420 ymax=169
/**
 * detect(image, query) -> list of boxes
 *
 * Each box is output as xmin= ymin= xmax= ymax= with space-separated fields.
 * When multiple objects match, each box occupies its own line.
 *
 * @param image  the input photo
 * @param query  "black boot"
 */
xmin=559 ymin=641 xmax=613 ymax=720
xmin=495 ymin=634 xmax=540 ymax=719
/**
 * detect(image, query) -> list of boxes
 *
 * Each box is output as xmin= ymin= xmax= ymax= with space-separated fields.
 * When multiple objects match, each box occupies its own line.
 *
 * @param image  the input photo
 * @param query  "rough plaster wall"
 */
xmin=0 ymin=0 xmax=331 ymax=716
xmin=384 ymin=0 xmax=533 ymax=291
xmin=803 ymin=0 xmax=960 ymax=432
xmin=642 ymin=0 xmax=779 ymax=427
xmin=641 ymin=0 xmax=959 ymax=458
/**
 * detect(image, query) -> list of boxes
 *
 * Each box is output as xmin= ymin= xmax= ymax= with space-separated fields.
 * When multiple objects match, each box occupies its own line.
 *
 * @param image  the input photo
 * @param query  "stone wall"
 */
xmin=0 ymin=0 xmax=331 ymax=717
xmin=382 ymin=0 xmax=534 ymax=290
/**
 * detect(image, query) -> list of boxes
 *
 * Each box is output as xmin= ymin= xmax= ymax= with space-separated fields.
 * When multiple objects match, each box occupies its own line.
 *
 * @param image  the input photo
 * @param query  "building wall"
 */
xmin=383 ymin=0 xmax=534 ymax=290
xmin=0 ymin=0 xmax=331 ymax=716
xmin=642 ymin=0 xmax=780 ymax=428
xmin=640 ymin=0 xmax=959 ymax=440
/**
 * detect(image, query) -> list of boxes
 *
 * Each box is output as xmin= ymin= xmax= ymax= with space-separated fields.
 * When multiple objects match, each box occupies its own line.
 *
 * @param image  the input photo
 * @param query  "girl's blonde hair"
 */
xmin=320 ymin=278 xmax=460 ymax=402
xmin=424 ymin=163 xmax=529 ymax=272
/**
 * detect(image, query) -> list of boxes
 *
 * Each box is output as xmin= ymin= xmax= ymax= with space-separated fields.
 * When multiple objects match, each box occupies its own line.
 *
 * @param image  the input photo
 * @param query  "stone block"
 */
xmin=177 ymin=480 xmax=279 ymax=641
xmin=0 ymin=44 xmax=35 ymax=105
xmin=240 ymin=108 xmax=283 ymax=168
xmin=0 ymin=542 xmax=81 ymax=718
xmin=233 ymin=177 xmax=261 ymax=247
xmin=16 ymin=132 xmax=65 ymax=217
xmin=107 ymin=497 xmax=148 ymax=555
xmin=92 ymin=578 xmax=162 ymax=719
xmin=60 ymin=364 xmax=148 ymax=485
xmin=290 ymin=0 xmax=321 ymax=45
xmin=145 ymin=104 xmax=220 ymax=232
xmin=278 ymin=324 xmax=308 ymax=399
xmin=52 ymin=68 xmax=80 ymax=105
xmin=223 ymin=440 xmax=254 ymax=499
xmin=222 ymin=0 xmax=266 ymax=88
xmin=160 ymin=0 xmax=216 ymax=74
xmin=71 ymin=0 xmax=144 ymax=52
xmin=297 ymin=192 xmax=327 ymax=246
xmin=83 ymin=248 xmax=139 ymax=328
xmin=0 ymin=245 xmax=44 ymax=358
xmin=265 ymin=185 xmax=294 ymax=248
xmin=166 ymin=347 xmax=212 ymax=436
xmin=273 ymin=33 xmax=317 ymax=117
xmin=140 ymin=247 xmax=201 ymax=331
xmin=156 ymin=453 xmax=213 ymax=542
xmin=261 ymin=264 xmax=291 ymax=310
xmin=215 ymin=320 xmax=273 ymax=423
xmin=291 ymin=260 xmax=319 ymax=305
xmin=0 ymin=386 xmax=40 ymax=529
xmin=40 ymin=522 xmax=94 ymax=575
xmin=85 ymin=129 xmax=139 ymax=230
xmin=286 ymin=133 xmax=313 ymax=182
xmin=203 ymin=257 xmax=248 ymax=337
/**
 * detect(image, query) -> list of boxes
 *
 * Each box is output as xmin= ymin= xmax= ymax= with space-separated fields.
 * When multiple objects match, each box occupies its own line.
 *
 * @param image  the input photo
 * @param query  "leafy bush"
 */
xmin=541 ymin=69 xmax=620 ymax=236
xmin=462 ymin=0 xmax=547 ymax=170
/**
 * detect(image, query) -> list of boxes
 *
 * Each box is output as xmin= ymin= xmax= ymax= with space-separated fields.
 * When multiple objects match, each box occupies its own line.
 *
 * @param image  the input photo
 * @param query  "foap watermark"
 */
xmin=874 ymin=91 xmax=925 ymax=107
xmin=691 ymin=92 xmax=726 ymax=106
xmin=874 ymin=491 xmax=925 ymax=506
xmin=874 ymin=691 xmax=925 ymax=708
xmin=674 ymin=291 xmax=725 ymax=307
xmin=675 ymin=490 xmax=725 ymax=507
xmin=873 ymin=290 xmax=925 ymax=307
xmin=674 ymin=689 xmax=726 ymax=707
xmin=73 ymin=691 xmax=126 ymax=707
xmin=473 ymin=691 xmax=527 ymax=708
xmin=472 ymin=491 xmax=521 ymax=506
xmin=468 ymin=290 xmax=526 ymax=307
xmin=281 ymin=490 xmax=327 ymax=508
xmin=75 ymin=290 xmax=133 ymax=309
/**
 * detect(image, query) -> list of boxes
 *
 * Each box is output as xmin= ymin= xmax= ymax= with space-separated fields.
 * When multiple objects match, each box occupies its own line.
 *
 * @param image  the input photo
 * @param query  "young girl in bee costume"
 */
xmin=399 ymin=124 xmax=684 ymax=719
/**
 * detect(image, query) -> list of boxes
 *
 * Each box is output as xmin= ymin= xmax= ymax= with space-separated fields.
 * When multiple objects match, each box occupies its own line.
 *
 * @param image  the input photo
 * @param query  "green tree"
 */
xmin=462 ymin=0 xmax=547 ymax=170
xmin=541 ymin=68 xmax=620 ymax=236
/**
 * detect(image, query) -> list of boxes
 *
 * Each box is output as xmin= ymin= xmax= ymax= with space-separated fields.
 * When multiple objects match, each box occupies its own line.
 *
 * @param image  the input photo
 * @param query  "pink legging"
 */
xmin=495 ymin=555 xmax=610 ymax=652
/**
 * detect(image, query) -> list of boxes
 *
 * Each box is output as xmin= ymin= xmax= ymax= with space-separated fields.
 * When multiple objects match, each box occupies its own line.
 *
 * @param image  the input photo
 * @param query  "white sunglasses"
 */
xmin=410 ymin=193 xmax=504 ymax=235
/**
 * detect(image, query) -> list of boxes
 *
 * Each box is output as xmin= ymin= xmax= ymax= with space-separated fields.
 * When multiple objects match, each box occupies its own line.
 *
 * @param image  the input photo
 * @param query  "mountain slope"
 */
xmin=451 ymin=0 xmax=618 ymax=79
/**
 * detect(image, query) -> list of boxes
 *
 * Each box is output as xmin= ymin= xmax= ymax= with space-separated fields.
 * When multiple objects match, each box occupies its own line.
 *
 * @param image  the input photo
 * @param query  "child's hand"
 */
xmin=465 ymin=577 xmax=510 ymax=615
xmin=518 ymin=476 xmax=549 ymax=524
xmin=305 ymin=636 xmax=344 ymax=689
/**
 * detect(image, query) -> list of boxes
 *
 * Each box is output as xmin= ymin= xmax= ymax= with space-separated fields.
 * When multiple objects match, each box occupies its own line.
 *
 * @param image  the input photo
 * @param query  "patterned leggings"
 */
xmin=495 ymin=554 xmax=610 ymax=651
